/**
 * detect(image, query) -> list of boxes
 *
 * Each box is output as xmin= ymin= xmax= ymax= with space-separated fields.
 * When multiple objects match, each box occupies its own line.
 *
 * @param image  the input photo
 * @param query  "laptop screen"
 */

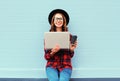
xmin=44 ymin=32 xmax=70 ymax=49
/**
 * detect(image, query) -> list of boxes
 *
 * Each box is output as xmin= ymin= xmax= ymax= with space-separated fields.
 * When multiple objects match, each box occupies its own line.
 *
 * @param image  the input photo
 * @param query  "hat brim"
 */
xmin=48 ymin=9 xmax=69 ymax=25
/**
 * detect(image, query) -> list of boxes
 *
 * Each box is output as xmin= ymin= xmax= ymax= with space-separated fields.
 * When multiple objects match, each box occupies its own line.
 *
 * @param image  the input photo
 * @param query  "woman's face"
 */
xmin=54 ymin=13 xmax=63 ymax=28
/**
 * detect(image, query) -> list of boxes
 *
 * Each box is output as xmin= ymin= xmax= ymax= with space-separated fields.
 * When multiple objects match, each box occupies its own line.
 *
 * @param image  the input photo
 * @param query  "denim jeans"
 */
xmin=46 ymin=67 xmax=72 ymax=81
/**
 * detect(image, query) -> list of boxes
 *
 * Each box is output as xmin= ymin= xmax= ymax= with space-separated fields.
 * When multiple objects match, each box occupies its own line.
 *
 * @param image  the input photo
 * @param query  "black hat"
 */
xmin=48 ymin=9 xmax=70 ymax=25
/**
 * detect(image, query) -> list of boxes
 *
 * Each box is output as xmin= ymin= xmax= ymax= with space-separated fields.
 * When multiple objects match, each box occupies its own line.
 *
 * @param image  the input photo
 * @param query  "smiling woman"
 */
xmin=44 ymin=9 xmax=78 ymax=81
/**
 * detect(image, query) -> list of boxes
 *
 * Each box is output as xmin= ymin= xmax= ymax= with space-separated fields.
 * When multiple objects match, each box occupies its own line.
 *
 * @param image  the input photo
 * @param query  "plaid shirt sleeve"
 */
xmin=44 ymin=49 xmax=54 ymax=60
xmin=69 ymin=50 xmax=74 ymax=58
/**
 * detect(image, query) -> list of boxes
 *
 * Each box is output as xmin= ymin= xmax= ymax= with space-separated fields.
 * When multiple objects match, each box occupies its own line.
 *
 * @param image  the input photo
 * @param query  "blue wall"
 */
xmin=0 ymin=0 xmax=120 ymax=78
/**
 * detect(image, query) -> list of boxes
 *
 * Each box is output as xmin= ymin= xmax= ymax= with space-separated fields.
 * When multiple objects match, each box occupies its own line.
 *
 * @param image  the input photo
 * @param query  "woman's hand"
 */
xmin=70 ymin=41 xmax=77 ymax=52
xmin=50 ymin=44 xmax=60 ymax=55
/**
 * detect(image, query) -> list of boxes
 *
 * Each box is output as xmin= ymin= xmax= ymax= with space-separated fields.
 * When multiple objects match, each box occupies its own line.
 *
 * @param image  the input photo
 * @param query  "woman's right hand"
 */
xmin=50 ymin=44 xmax=60 ymax=55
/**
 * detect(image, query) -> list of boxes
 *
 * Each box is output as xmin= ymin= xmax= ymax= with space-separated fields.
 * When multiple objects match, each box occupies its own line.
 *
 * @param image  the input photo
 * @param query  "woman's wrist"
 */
xmin=50 ymin=49 xmax=56 ymax=56
xmin=50 ymin=53 xmax=54 ymax=56
xmin=70 ymin=48 xmax=74 ymax=53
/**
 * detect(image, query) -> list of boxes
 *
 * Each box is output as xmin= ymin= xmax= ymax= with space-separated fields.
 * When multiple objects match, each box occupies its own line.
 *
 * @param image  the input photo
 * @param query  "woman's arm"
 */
xmin=44 ymin=49 xmax=53 ymax=60
xmin=44 ymin=44 xmax=60 ymax=60
xmin=69 ymin=41 xmax=77 ymax=57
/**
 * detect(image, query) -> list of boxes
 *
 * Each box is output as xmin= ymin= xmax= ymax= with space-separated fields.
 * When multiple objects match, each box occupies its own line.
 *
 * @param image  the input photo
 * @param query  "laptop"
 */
xmin=44 ymin=32 xmax=70 ymax=49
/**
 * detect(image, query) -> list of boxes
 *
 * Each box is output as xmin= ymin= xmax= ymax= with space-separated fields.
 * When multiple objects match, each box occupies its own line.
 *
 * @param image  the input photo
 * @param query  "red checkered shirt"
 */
xmin=44 ymin=49 xmax=74 ymax=72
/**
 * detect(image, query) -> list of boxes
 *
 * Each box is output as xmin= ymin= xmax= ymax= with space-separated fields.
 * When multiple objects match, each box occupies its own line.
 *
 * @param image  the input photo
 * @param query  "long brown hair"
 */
xmin=49 ymin=13 xmax=68 ymax=32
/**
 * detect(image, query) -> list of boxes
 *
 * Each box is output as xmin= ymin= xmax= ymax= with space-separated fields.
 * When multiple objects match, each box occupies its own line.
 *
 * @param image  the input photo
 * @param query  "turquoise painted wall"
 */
xmin=0 ymin=0 xmax=120 ymax=78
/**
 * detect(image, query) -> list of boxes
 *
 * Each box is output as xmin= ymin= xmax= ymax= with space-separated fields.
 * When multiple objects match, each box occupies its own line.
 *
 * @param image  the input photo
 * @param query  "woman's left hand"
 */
xmin=70 ymin=41 xmax=77 ymax=52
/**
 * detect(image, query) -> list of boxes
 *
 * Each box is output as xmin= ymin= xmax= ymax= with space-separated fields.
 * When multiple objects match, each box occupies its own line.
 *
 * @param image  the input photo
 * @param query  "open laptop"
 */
xmin=44 ymin=32 xmax=70 ymax=49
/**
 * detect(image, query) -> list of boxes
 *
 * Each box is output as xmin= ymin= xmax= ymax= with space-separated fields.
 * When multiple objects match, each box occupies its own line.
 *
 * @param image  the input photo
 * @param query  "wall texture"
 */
xmin=0 ymin=0 xmax=120 ymax=78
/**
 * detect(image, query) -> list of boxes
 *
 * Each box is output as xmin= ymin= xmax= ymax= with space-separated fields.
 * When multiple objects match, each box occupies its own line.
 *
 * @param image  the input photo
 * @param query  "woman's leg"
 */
xmin=59 ymin=68 xmax=72 ymax=81
xmin=46 ymin=67 xmax=59 ymax=81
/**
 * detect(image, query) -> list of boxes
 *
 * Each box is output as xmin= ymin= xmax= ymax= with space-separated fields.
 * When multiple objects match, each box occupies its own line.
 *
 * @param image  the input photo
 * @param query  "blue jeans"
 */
xmin=46 ymin=67 xmax=72 ymax=81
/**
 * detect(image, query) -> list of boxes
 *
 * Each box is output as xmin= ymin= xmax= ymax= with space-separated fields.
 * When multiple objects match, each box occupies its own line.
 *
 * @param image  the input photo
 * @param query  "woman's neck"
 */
xmin=56 ymin=27 xmax=62 ymax=32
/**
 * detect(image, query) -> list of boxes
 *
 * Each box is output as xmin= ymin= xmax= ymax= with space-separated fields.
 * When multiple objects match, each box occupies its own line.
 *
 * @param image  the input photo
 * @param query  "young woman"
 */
xmin=44 ymin=9 xmax=77 ymax=81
